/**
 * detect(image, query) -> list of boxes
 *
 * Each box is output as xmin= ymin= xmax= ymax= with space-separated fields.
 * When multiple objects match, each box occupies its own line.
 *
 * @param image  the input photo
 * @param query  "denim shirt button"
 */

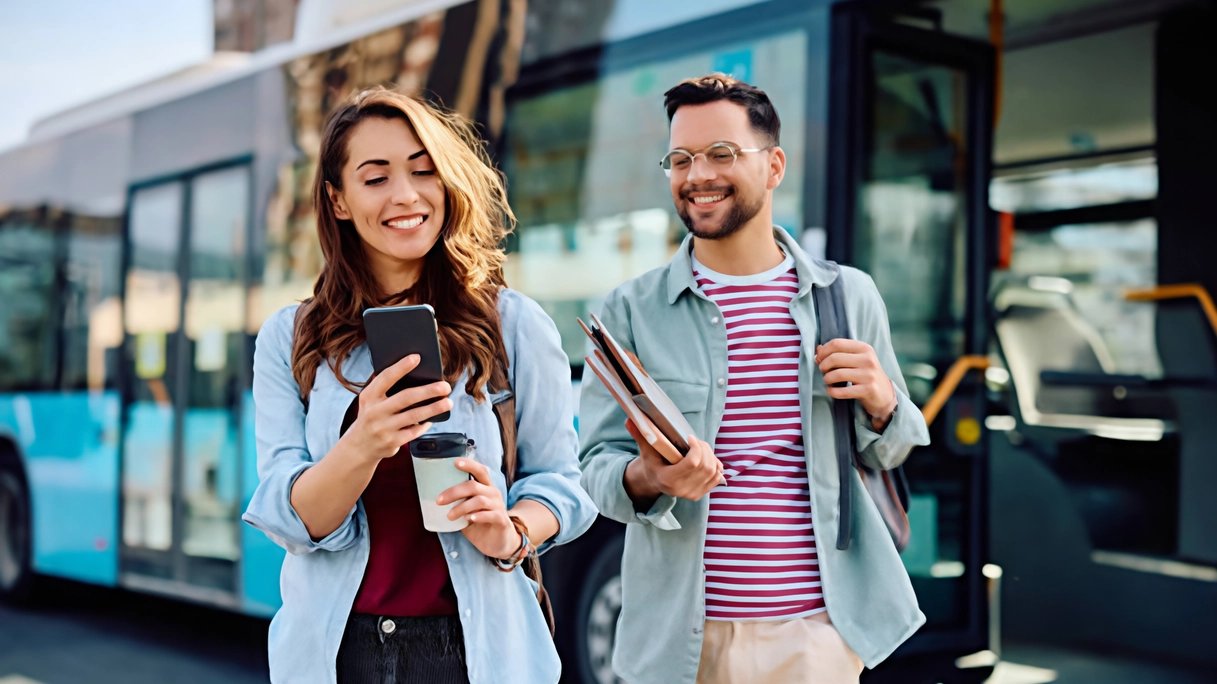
xmin=710 ymin=316 xmax=720 ymax=325
xmin=717 ymin=378 xmax=725 ymax=388
xmin=450 ymin=551 xmax=459 ymax=559
xmin=465 ymin=609 xmax=472 ymax=618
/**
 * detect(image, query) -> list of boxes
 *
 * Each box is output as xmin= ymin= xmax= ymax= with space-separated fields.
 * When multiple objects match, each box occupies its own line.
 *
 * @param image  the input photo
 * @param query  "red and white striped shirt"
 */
xmin=694 ymin=253 xmax=825 ymax=622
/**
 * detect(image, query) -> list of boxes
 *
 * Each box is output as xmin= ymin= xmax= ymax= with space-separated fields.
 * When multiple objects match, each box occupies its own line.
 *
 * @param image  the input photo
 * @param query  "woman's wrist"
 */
xmin=498 ymin=528 xmax=525 ymax=561
xmin=334 ymin=429 xmax=385 ymax=469
xmin=493 ymin=516 xmax=531 ymax=570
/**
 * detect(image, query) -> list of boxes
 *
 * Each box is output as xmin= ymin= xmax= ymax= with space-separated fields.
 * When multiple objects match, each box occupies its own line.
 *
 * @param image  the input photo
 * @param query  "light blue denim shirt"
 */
xmin=243 ymin=288 xmax=597 ymax=684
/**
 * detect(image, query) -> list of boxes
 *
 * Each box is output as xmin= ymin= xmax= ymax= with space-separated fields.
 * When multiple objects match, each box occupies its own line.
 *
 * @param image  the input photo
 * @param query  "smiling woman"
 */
xmin=242 ymin=87 xmax=597 ymax=684
xmin=327 ymin=118 xmax=448 ymax=296
xmin=297 ymin=88 xmax=512 ymax=403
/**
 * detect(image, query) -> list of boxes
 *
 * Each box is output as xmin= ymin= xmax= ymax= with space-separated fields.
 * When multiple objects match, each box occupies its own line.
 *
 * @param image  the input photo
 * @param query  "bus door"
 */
xmin=119 ymin=162 xmax=251 ymax=603
xmin=827 ymin=3 xmax=996 ymax=664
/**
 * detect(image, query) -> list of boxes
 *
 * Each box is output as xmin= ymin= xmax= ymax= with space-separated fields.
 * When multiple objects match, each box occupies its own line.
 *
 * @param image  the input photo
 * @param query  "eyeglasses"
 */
xmin=659 ymin=142 xmax=768 ymax=178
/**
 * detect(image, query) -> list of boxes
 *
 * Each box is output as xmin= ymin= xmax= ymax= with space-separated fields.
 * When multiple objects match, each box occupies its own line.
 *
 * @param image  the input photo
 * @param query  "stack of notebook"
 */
xmin=578 ymin=314 xmax=695 ymax=464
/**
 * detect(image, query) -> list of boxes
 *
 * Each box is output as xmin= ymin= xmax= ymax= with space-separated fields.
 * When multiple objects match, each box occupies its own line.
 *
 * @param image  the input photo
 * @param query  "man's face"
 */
xmin=667 ymin=100 xmax=778 ymax=240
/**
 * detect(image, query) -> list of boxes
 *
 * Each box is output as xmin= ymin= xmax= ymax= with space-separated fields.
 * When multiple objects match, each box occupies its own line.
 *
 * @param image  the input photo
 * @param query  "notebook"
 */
xmin=578 ymin=314 xmax=696 ymax=464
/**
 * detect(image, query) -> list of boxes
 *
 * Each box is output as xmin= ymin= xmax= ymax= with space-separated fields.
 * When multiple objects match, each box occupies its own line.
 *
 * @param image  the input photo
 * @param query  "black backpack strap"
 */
xmin=812 ymin=261 xmax=856 ymax=551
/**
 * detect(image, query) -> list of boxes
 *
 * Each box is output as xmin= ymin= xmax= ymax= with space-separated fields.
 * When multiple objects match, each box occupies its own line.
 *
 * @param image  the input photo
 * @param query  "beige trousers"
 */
xmin=695 ymin=612 xmax=865 ymax=684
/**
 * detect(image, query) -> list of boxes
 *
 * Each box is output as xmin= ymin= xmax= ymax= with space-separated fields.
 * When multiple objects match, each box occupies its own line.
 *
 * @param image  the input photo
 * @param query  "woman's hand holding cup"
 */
xmin=341 ymin=354 xmax=453 ymax=464
xmin=437 ymin=459 xmax=521 ymax=560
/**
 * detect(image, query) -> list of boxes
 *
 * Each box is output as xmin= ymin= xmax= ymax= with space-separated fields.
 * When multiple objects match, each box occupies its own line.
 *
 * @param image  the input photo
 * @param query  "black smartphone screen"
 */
xmin=362 ymin=304 xmax=450 ymax=423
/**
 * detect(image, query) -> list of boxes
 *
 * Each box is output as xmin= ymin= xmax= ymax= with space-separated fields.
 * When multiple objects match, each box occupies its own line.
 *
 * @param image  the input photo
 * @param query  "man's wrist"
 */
xmin=868 ymin=381 xmax=899 ymax=432
xmin=623 ymin=456 xmax=661 ymax=512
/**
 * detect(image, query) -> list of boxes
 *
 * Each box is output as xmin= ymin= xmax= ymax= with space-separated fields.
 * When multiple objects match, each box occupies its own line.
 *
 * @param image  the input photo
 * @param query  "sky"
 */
xmin=0 ymin=0 xmax=213 ymax=152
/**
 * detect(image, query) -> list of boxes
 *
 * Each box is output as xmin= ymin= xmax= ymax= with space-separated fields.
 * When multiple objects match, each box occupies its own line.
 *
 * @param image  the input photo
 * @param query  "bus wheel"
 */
xmin=575 ymin=532 xmax=626 ymax=684
xmin=0 ymin=467 xmax=33 ymax=604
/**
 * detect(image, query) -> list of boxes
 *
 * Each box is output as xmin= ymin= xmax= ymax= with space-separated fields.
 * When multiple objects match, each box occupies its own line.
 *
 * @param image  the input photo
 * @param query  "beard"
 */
xmin=676 ymin=184 xmax=765 ymax=241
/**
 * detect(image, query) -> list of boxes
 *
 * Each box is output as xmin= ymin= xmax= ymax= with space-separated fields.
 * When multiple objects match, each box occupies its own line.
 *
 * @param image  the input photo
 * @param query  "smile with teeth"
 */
xmin=386 ymin=216 xmax=426 ymax=229
xmin=692 ymin=195 xmax=725 ymax=204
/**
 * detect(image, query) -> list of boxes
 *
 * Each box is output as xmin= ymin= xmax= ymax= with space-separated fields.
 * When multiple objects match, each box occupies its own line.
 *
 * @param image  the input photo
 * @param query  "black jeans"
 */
xmin=336 ymin=613 xmax=469 ymax=684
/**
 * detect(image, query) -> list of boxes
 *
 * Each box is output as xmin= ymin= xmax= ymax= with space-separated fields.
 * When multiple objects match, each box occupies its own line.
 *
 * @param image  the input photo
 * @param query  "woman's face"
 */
xmin=328 ymin=116 xmax=447 ymax=284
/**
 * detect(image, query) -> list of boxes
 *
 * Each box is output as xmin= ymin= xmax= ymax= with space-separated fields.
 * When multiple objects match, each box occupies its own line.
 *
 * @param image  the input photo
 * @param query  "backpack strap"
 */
xmin=811 ymin=262 xmax=857 ymax=551
xmin=489 ymin=356 xmax=556 ymax=636
xmin=812 ymin=261 xmax=913 ymax=552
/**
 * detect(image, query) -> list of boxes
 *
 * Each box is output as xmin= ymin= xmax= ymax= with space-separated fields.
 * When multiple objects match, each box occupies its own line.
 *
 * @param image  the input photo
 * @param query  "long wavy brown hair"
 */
xmin=292 ymin=87 xmax=514 ymax=403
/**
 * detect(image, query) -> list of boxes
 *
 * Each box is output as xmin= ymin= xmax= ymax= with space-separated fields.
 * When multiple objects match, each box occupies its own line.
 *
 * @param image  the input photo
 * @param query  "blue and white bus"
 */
xmin=6 ymin=0 xmax=1217 ymax=681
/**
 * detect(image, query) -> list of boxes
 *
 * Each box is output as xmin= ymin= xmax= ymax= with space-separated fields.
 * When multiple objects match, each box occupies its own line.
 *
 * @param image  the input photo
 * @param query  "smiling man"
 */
xmin=578 ymin=75 xmax=931 ymax=684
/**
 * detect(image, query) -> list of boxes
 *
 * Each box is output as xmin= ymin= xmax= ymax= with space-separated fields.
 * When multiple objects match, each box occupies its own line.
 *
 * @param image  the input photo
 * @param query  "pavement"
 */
xmin=994 ymin=642 xmax=1215 ymax=684
xmin=0 ymin=578 xmax=267 ymax=684
xmin=0 ymin=578 xmax=1213 ymax=684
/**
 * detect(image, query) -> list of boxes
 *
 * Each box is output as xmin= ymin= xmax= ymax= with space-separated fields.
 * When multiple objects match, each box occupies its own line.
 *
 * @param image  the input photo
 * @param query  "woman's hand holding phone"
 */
xmin=437 ymin=459 xmax=522 ymax=559
xmin=342 ymin=354 xmax=454 ymax=464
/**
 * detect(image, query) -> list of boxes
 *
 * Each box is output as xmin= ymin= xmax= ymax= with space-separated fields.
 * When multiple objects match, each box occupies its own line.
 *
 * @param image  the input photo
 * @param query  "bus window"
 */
xmin=0 ymin=209 xmax=59 ymax=392
xmin=856 ymin=50 xmax=971 ymax=402
xmin=122 ymin=181 xmax=184 ymax=556
xmin=992 ymin=158 xmax=1161 ymax=378
xmin=182 ymin=165 xmax=249 ymax=571
xmin=501 ymin=29 xmax=808 ymax=363
xmin=61 ymin=214 xmax=124 ymax=391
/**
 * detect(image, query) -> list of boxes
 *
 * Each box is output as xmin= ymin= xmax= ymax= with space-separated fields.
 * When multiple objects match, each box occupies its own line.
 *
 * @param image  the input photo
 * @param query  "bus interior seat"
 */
xmin=994 ymin=287 xmax=1176 ymax=427
xmin=994 ymin=286 xmax=1180 ymax=556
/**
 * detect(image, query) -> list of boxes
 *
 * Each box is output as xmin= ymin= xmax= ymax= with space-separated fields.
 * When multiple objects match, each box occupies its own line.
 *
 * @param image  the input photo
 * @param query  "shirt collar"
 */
xmin=665 ymin=226 xmax=839 ymax=304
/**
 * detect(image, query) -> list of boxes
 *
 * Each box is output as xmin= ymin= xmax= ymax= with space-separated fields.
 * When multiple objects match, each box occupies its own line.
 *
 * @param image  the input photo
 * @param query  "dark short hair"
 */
xmin=663 ymin=74 xmax=780 ymax=146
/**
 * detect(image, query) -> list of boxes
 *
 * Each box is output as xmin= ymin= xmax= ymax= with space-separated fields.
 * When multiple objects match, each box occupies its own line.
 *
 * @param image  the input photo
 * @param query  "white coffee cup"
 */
xmin=411 ymin=433 xmax=473 ymax=532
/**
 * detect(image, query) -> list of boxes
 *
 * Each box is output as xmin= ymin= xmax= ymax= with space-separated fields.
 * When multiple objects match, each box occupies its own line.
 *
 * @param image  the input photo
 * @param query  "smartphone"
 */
xmin=363 ymin=304 xmax=450 ymax=423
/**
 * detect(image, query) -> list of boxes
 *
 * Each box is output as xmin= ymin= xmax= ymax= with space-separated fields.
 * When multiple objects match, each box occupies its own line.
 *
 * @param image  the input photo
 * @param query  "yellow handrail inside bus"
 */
xmin=921 ymin=355 xmax=990 ymax=427
xmin=1125 ymin=283 xmax=1217 ymax=338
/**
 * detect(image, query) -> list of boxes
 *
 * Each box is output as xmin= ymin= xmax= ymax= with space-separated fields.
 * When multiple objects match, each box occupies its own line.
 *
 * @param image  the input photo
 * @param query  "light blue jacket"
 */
xmin=243 ymin=288 xmax=598 ymax=684
xmin=579 ymin=229 xmax=931 ymax=684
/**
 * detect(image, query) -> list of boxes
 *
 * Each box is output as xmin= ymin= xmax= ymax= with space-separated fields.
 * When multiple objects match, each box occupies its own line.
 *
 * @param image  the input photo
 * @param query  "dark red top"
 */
xmin=353 ymin=445 xmax=458 ymax=616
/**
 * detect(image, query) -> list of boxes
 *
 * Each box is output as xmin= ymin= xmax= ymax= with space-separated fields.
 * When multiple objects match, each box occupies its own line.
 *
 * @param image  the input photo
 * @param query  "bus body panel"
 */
xmin=130 ymin=76 xmax=258 ymax=185
xmin=240 ymin=389 xmax=285 ymax=616
xmin=0 ymin=392 xmax=120 ymax=587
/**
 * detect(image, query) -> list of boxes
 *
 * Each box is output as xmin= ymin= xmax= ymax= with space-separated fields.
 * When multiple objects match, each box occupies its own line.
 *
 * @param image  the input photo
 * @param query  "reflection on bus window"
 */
xmin=63 ymin=214 xmax=124 ymax=391
xmin=183 ymin=165 xmax=249 ymax=564
xmin=502 ymin=30 xmax=808 ymax=362
xmin=126 ymin=183 xmax=184 ymax=342
xmin=123 ymin=181 xmax=184 ymax=553
xmin=990 ymin=158 xmax=1157 ymax=213
xmin=0 ymin=209 xmax=59 ymax=391
xmin=993 ymin=159 xmax=1161 ymax=378
xmin=855 ymin=51 xmax=969 ymax=405
xmin=1008 ymin=220 xmax=1160 ymax=378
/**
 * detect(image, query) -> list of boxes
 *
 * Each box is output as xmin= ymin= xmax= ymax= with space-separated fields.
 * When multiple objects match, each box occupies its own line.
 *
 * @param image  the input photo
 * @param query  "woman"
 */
xmin=243 ymin=87 xmax=597 ymax=684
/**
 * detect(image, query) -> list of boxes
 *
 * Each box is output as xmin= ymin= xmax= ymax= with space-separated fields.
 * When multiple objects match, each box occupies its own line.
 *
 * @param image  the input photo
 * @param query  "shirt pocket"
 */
xmin=654 ymin=379 xmax=710 ymax=417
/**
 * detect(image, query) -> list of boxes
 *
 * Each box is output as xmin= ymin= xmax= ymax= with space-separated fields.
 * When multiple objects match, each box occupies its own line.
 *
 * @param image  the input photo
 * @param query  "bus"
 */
xmin=3 ymin=0 xmax=1216 ymax=681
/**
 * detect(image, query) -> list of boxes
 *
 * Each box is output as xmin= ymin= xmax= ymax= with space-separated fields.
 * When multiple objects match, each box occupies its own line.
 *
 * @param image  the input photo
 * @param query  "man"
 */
xmin=578 ymin=75 xmax=931 ymax=684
